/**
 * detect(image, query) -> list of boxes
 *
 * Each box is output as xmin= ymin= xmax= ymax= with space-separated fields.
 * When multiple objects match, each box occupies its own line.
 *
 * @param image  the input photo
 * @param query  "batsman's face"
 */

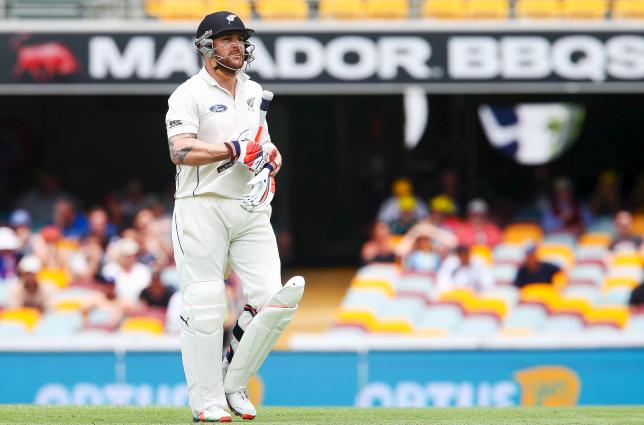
xmin=213 ymin=33 xmax=245 ymax=70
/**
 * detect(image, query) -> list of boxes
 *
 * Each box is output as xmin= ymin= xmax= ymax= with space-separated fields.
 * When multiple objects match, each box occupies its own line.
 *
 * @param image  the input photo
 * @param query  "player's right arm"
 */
xmin=168 ymin=133 xmax=230 ymax=166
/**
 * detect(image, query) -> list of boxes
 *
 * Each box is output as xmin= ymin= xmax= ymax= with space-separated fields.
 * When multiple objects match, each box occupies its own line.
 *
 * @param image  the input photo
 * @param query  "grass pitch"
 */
xmin=0 ymin=406 xmax=643 ymax=425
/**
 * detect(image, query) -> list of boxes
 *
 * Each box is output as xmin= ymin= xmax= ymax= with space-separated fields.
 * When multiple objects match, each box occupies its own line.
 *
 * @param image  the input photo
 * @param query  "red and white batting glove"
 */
xmin=241 ymin=168 xmax=276 ymax=212
xmin=218 ymin=140 xmax=266 ymax=174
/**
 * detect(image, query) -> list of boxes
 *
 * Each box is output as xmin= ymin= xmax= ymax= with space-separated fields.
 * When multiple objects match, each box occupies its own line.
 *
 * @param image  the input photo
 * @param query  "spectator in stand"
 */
xmin=541 ymin=177 xmax=591 ymax=234
xmin=9 ymin=255 xmax=52 ymax=312
xmin=8 ymin=209 xmax=33 ymax=257
xmin=388 ymin=196 xmax=419 ymax=235
xmin=590 ymin=170 xmax=622 ymax=217
xmin=513 ymin=243 xmax=561 ymax=289
xmin=32 ymin=225 xmax=66 ymax=268
xmin=377 ymin=178 xmax=428 ymax=224
xmin=610 ymin=211 xmax=643 ymax=253
xmin=437 ymin=245 xmax=495 ymax=294
xmin=82 ymin=274 xmax=131 ymax=330
xmin=400 ymin=234 xmax=439 ymax=273
xmin=361 ymin=221 xmax=396 ymax=265
xmin=428 ymin=195 xmax=460 ymax=230
xmin=15 ymin=172 xmax=70 ymax=226
xmin=53 ymin=198 xmax=89 ymax=240
xmin=102 ymin=238 xmax=151 ymax=304
xmin=122 ymin=180 xmax=155 ymax=228
xmin=395 ymin=201 xmax=458 ymax=269
xmin=87 ymin=207 xmax=117 ymax=249
xmin=455 ymin=199 xmax=501 ymax=247
xmin=139 ymin=270 xmax=175 ymax=309
xmin=132 ymin=208 xmax=173 ymax=267
xmin=0 ymin=227 xmax=20 ymax=281
xmin=629 ymin=280 xmax=644 ymax=314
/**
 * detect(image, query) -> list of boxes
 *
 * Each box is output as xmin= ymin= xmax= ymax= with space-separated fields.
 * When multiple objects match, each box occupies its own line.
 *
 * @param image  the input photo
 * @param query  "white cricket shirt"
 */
xmin=166 ymin=67 xmax=271 ymax=199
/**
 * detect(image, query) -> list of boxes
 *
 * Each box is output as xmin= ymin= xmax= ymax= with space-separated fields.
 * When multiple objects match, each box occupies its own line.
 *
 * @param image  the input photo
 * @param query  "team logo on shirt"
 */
xmin=167 ymin=120 xmax=183 ymax=128
xmin=209 ymin=104 xmax=228 ymax=113
xmin=246 ymin=97 xmax=256 ymax=111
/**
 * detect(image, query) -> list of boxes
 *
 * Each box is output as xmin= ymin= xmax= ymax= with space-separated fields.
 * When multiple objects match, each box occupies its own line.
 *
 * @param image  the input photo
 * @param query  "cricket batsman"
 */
xmin=165 ymin=11 xmax=305 ymax=422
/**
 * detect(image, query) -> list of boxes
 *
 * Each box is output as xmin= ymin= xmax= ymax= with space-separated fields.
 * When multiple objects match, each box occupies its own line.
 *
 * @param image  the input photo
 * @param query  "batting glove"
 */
xmin=241 ymin=168 xmax=275 ymax=212
xmin=218 ymin=134 xmax=266 ymax=174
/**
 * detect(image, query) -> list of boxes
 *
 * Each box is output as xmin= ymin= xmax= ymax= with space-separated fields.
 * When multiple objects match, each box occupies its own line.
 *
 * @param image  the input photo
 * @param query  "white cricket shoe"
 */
xmin=226 ymin=390 xmax=257 ymax=420
xmin=192 ymin=407 xmax=232 ymax=423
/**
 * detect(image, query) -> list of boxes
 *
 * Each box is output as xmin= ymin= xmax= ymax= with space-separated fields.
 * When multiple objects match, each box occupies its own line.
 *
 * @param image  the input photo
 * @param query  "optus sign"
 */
xmin=355 ymin=365 xmax=580 ymax=407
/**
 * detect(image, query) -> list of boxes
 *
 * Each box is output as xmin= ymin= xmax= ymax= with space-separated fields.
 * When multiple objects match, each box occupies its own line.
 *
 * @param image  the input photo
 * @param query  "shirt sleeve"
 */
xmin=166 ymin=87 xmax=199 ymax=139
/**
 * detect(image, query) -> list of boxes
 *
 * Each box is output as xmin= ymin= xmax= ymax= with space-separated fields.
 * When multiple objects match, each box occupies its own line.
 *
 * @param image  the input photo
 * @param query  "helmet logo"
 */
xmin=226 ymin=14 xmax=237 ymax=24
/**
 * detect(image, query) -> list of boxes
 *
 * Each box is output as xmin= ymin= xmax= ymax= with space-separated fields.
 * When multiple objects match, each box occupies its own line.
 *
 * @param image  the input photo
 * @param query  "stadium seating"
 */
xmin=318 ymin=0 xmax=365 ymax=19
xmin=33 ymin=311 xmax=83 ymax=336
xmin=365 ymin=0 xmax=409 ymax=19
xmin=145 ymin=0 xmax=208 ymax=20
xmin=205 ymin=0 xmax=252 ymax=20
xmin=515 ymin=0 xmax=561 ymax=19
xmin=421 ymin=0 xmax=467 ymax=19
xmin=466 ymin=0 xmax=510 ymax=19
xmin=502 ymin=223 xmax=543 ymax=244
xmin=561 ymin=0 xmax=609 ymax=19
xmin=120 ymin=316 xmax=165 ymax=335
xmin=255 ymin=0 xmax=309 ymax=20
xmin=0 ymin=307 xmax=40 ymax=330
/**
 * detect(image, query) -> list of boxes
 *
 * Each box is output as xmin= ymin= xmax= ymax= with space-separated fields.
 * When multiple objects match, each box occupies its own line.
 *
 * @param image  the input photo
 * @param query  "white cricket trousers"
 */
xmin=171 ymin=195 xmax=282 ymax=415
xmin=172 ymin=195 xmax=282 ymax=308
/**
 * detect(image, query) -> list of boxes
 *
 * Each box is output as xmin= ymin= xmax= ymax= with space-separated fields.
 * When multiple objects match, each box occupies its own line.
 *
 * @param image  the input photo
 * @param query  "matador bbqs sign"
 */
xmin=1 ymin=30 xmax=644 ymax=93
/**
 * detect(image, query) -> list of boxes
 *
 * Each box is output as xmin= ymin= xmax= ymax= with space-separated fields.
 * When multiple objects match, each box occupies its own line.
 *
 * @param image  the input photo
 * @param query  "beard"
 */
xmin=215 ymin=51 xmax=244 ymax=74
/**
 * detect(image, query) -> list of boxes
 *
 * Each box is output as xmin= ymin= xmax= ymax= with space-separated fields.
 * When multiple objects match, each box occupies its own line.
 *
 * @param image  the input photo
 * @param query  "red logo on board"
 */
xmin=11 ymin=35 xmax=80 ymax=81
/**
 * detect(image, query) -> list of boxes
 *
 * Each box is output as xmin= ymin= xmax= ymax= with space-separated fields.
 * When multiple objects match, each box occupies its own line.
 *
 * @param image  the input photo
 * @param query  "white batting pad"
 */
xmin=223 ymin=276 xmax=305 ymax=393
xmin=180 ymin=280 xmax=228 ymax=416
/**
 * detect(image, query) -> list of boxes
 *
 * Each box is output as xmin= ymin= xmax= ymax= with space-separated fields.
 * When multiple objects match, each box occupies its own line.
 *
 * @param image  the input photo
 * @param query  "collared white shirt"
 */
xmin=166 ymin=67 xmax=271 ymax=199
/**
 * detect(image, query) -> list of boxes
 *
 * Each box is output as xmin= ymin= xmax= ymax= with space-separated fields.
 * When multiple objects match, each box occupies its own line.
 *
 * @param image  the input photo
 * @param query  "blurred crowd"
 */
xmin=362 ymin=173 xmax=644 ymax=310
xmin=0 ymin=174 xmax=245 ymax=336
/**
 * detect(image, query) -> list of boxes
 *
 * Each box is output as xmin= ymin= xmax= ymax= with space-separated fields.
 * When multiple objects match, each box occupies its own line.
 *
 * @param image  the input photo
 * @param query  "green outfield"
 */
xmin=1 ymin=406 xmax=643 ymax=425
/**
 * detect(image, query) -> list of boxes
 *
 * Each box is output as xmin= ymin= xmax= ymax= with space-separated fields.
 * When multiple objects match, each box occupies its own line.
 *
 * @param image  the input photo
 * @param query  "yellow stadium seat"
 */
xmin=519 ymin=284 xmax=559 ymax=308
xmin=471 ymin=245 xmax=493 ymax=266
xmin=515 ymin=0 xmax=561 ymax=18
xmin=602 ymin=276 xmax=639 ymax=290
xmin=38 ymin=267 xmax=71 ymax=289
xmin=585 ymin=306 xmax=629 ymax=328
xmin=336 ymin=308 xmax=377 ymax=329
xmin=610 ymin=253 xmax=643 ymax=268
xmin=54 ymin=300 xmax=84 ymax=312
xmin=549 ymin=297 xmax=592 ymax=317
xmin=503 ymin=223 xmax=543 ymax=244
xmin=439 ymin=288 xmax=476 ymax=306
xmin=255 ymin=0 xmax=309 ymax=20
xmin=351 ymin=278 xmax=395 ymax=297
xmin=537 ymin=244 xmax=575 ymax=269
xmin=319 ymin=0 xmax=365 ymax=19
xmin=0 ymin=307 xmax=41 ymax=330
xmin=421 ymin=0 xmax=466 ymax=19
xmin=578 ymin=232 xmax=612 ymax=247
xmin=205 ymin=0 xmax=253 ymax=20
xmin=365 ymin=0 xmax=409 ymax=19
xmin=561 ymin=0 xmax=609 ymax=19
xmin=370 ymin=318 xmax=414 ymax=333
xmin=463 ymin=298 xmax=508 ymax=319
xmin=146 ymin=0 xmax=207 ymax=20
xmin=467 ymin=0 xmax=510 ymax=18
xmin=120 ymin=317 xmax=164 ymax=335
xmin=613 ymin=0 xmax=644 ymax=19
